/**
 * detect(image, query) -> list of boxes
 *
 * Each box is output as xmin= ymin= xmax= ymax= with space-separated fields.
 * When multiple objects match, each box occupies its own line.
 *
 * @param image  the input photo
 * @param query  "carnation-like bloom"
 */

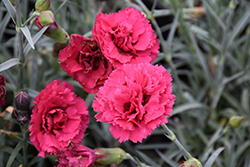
xmin=57 ymin=145 xmax=99 ymax=167
xmin=92 ymin=7 xmax=159 ymax=68
xmin=29 ymin=80 xmax=89 ymax=158
xmin=0 ymin=73 xmax=6 ymax=106
xmin=92 ymin=63 xmax=175 ymax=142
xmin=59 ymin=34 xmax=113 ymax=94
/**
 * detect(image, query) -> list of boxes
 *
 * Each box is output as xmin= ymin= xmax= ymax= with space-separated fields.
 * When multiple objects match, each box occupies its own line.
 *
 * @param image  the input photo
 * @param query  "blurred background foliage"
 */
xmin=0 ymin=0 xmax=250 ymax=166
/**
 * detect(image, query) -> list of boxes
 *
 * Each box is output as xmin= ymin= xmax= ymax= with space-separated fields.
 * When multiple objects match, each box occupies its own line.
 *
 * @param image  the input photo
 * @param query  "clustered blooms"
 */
xmin=59 ymin=34 xmax=113 ymax=94
xmin=0 ymin=73 xmax=6 ymax=106
xmin=29 ymin=6 xmax=175 ymax=166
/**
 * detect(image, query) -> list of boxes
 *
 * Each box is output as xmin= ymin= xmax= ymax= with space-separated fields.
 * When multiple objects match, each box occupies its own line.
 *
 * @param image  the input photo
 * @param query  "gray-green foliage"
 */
xmin=0 ymin=0 xmax=250 ymax=166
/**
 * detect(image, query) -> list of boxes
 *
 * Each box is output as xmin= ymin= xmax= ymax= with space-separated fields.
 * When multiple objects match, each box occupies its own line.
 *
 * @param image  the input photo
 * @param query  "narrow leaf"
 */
xmin=27 ymin=156 xmax=43 ymax=167
xmin=225 ymin=10 xmax=250 ymax=51
xmin=0 ymin=58 xmax=21 ymax=72
xmin=155 ymin=149 xmax=180 ymax=167
xmin=172 ymin=102 xmax=207 ymax=116
xmin=0 ymin=13 xmax=11 ymax=41
xmin=135 ymin=150 xmax=160 ymax=167
xmin=202 ymin=0 xmax=226 ymax=30
xmin=204 ymin=147 xmax=225 ymax=167
xmin=2 ymin=0 xmax=16 ymax=24
xmin=24 ymin=25 xmax=49 ymax=56
xmin=20 ymin=26 xmax=35 ymax=49
xmin=6 ymin=141 xmax=23 ymax=167
xmin=0 ymin=145 xmax=22 ymax=163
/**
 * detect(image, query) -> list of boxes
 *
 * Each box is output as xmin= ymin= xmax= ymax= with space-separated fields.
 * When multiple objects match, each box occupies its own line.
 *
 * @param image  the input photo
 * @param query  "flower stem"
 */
xmin=22 ymin=12 xmax=40 ymax=27
xmin=15 ymin=0 xmax=24 ymax=89
xmin=162 ymin=123 xmax=193 ymax=160
xmin=21 ymin=125 xmax=28 ymax=167
xmin=15 ymin=0 xmax=27 ymax=166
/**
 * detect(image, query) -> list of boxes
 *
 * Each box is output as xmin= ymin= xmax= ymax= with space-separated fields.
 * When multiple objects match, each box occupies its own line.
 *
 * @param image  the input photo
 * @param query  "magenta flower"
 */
xmin=0 ymin=73 xmax=6 ymax=106
xmin=29 ymin=80 xmax=89 ymax=158
xmin=92 ymin=7 xmax=159 ymax=68
xmin=92 ymin=63 xmax=175 ymax=143
xmin=57 ymin=145 xmax=99 ymax=167
xmin=59 ymin=34 xmax=113 ymax=94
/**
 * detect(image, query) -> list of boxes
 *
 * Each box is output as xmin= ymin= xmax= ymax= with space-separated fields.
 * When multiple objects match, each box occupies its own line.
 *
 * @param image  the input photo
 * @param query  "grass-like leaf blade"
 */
xmin=2 ymin=0 xmax=16 ymax=24
xmin=0 ymin=13 xmax=11 ymax=41
xmin=6 ymin=141 xmax=23 ymax=167
xmin=0 ymin=58 xmax=21 ymax=72
xmin=20 ymin=26 xmax=35 ymax=49
xmin=24 ymin=25 xmax=49 ymax=56
xmin=204 ymin=147 xmax=225 ymax=167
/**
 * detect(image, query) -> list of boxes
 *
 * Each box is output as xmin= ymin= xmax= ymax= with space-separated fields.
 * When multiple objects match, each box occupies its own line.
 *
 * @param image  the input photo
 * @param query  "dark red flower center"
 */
xmin=43 ymin=108 xmax=67 ymax=132
xmin=76 ymin=42 xmax=106 ymax=72
xmin=142 ymin=94 xmax=151 ymax=106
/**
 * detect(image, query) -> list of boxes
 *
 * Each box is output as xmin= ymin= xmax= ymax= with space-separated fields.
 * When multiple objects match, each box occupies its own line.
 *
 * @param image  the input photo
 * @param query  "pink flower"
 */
xmin=0 ymin=73 xmax=6 ymax=106
xmin=92 ymin=7 xmax=159 ymax=68
xmin=92 ymin=63 xmax=175 ymax=143
xmin=59 ymin=34 xmax=113 ymax=94
xmin=29 ymin=80 xmax=89 ymax=158
xmin=57 ymin=145 xmax=98 ymax=167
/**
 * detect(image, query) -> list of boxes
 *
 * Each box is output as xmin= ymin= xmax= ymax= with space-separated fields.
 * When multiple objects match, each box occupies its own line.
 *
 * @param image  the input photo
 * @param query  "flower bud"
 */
xmin=35 ymin=11 xmax=69 ymax=43
xmin=11 ymin=109 xmax=19 ymax=119
xmin=16 ymin=114 xmax=29 ymax=125
xmin=15 ymin=92 xmax=30 ymax=113
xmin=229 ymin=116 xmax=243 ymax=128
xmin=39 ymin=10 xmax=54 ymax=26
xmin=94 ymin=148 xmax=128 ymax=165
xmin=35 ymin=0 xmax=50 ymax=12
xmin=179 ymin=158 xmax=203 ymax=167
xmin=0 ymin=73 xmax=6 ymax=106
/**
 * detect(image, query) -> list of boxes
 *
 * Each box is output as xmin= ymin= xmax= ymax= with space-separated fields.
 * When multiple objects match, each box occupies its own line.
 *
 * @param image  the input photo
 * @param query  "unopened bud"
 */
xmin=15 ymin=92 xmax=30 ymax=113
xmin=35 ymin=0 xmax=50 ymax=12
xmin=11 ymin=109 xmax=19 ymax=119
xmin=229 ymin=116 xmax=243 ymax=128
xmin=0 ymin=73 xmax=6 ymax=106
xmin=35 ymin=11 xmax=69 ymax=43
xmin=16 ymin=114 xmax=29 ymax=125
xmin=39 ymin=10 xmax=54 ymax=26
xmin=179 ymin=158 xmax=203 ymax=167
xmin=94 ymin=148 xmax=128 ymax=165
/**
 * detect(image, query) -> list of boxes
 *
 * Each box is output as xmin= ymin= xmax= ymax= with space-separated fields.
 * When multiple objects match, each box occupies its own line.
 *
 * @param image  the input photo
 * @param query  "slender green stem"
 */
xmin=162 ymin=123 xmax=193 ymax=160
xmin=15 ymin=0 xmax=27 ymax=166
xmin=21 ymin=125 xmax=28 ymax=167
xmin=15 ymin=0 xmax=24 ymax=89
xmin=22 ymin=12 xmax=40 ymax=27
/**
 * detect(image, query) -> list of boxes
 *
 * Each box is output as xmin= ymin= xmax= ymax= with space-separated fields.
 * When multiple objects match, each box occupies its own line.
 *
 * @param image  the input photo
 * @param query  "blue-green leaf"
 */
xmin=2 ymin=0 xmax=16 ymax=24
xmin=20 ymin=26 xmax=35 ymax=49
xmin=6 ymin=141 xmax=23 ymax=167
xmin=0 ymin=58 xmax=21 ymax=72
xmin=0 ymin=13 xmax=11 ymax=41
xmin=172 ymin=102 xmax=207 ymax=116
xmin=204 ymin=147 xmax=225 ymax=167
xmin=24 ymin=25 xmax=49 ymax=56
